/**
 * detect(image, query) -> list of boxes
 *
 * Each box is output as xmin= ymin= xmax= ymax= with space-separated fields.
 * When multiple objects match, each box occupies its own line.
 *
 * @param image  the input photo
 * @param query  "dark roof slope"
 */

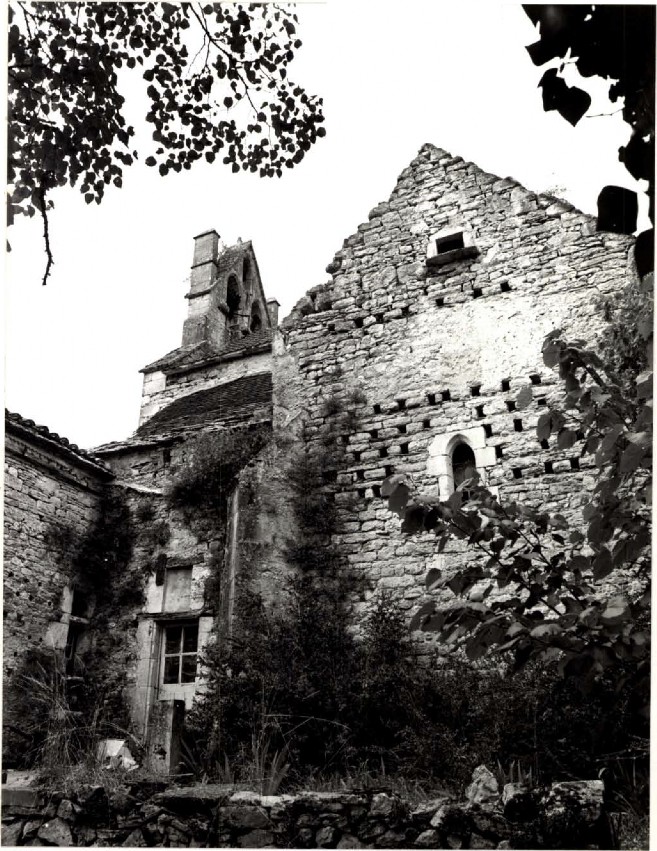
xmin=5 ymin=410 xmax=112 ymax=476
xmin=141 ymin=329 xmax=273 ymax=375
xmin=136 ymin=372 xmax=272 ymax=438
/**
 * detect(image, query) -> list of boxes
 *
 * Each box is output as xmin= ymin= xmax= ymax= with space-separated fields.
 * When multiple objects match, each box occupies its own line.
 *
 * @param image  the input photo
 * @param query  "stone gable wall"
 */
xmin=272 ymin=143 xmax=635 ymax=624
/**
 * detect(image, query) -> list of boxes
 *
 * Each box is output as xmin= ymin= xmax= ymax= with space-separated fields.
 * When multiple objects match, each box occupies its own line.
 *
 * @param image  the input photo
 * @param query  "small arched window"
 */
xmin=451 ymin=442 xmax=477 ymax=496
xmin=226 ymin=275 xmax=240 ymax=321
xmin=250 ymin=301 xmax=262 ymax=332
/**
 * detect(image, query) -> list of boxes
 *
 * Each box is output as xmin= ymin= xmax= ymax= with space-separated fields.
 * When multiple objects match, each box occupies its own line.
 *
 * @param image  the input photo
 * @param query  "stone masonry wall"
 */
xmin=3 ymin=430 xmax=109 ymax=681
xmin=273 ymin=143 xmax=635 ymax=626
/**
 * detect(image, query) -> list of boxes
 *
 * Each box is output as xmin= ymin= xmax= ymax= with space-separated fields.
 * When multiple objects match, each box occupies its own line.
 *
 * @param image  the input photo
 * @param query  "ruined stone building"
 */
xmin=3 ymin=144 xmax=636 ymax=771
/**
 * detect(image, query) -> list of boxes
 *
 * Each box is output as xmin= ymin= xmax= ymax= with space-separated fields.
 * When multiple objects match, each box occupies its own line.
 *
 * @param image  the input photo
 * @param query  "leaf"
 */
xmin=619 ymin=442 xmax=646 ymax=473
xmin=537 ymin=413 xmax=551 ymax=441
xmin=145 ymin=156 xmax=156 ymax=166
xmin=425 ymin=568 xmax=443 ymax=592
xmin=529 ymin=623 xmax=562 ymax=639
xmin=600 ymin=595 xmax=630 ymax=625
xmin=557 ymin=428 xmax=576 ymax=450
xmin=516 ymin=385 xmax=533 ymax=410
xmin=388 ymin=483 xmax=410 ymax=517
xmin=592 ymin=548 xmax=613 ymax=580
xmin=410 ymin=601 xmax=435 ymax=631
xmin=381 ymin=473 xmax=408 ymax=499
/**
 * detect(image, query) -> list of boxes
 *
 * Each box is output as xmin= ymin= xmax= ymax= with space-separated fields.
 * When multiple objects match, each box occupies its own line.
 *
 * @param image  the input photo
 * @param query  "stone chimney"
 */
xmin=266 ymin=298 xmax=280 ymax=328
xmin=181 ymin=230 xmax=228 ymax=348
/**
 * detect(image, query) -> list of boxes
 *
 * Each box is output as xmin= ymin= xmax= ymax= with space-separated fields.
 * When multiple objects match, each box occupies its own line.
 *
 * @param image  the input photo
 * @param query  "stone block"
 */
xmin=237 ymin=828 xmax=275 ymax=847
xmin=1 ymin=820 xmax=24 ymax=846
xmin=37 ymin=817 xmax=73 ymax=846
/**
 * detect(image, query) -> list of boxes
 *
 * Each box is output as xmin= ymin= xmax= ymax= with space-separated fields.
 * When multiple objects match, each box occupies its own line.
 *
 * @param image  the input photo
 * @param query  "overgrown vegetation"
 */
xmin=72 ymin=486 xmax=142 ymax=612
xmin=184 ymin=590 xmax=648 ymax=796
xmin=4 ymin=648 xmax=139 ymax=782
xmin=168 ymin=424 xmax=271 ymax=513
xmin=4 ymin=487 xmax=141 ymax=775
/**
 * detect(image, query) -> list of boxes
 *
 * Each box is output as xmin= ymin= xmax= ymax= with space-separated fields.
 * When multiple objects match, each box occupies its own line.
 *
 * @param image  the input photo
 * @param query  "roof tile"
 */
xmin=136 ymin=372 xmax=273 ymax=438
xmin=5 ymin=410 xmax=112 ymax=474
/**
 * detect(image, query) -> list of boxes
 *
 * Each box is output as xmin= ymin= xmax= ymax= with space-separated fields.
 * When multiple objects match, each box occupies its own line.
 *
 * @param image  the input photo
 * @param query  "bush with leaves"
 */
xmin=8 ymin=1 xmax=324 ymax=282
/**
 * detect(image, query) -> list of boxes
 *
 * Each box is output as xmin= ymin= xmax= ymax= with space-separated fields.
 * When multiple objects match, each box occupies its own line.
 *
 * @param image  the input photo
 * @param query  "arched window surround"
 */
xmin=427 ymin=426 xmax=497 ymax=500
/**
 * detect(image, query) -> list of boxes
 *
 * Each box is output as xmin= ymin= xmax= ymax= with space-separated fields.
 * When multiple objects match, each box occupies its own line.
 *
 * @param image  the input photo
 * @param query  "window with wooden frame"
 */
xmin=161 ymin=622 xmax=199 ymax=686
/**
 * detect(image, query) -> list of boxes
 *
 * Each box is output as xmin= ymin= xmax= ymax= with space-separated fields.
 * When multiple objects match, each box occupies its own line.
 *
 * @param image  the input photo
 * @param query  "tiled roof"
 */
xmin=218 ymin=328 xmax=273 ymax=358
xmin=141 ymin=329 xmax=273 ymax=375
xmin=5 ymin=410 xmax=113 ymax=475
xmin=136 ymin=372 xmax=273 ymax=438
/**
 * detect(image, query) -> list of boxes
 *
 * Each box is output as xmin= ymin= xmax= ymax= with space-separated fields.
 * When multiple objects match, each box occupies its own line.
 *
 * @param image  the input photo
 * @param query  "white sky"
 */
xmin=4 ymin=1 xmax=646 ymax=449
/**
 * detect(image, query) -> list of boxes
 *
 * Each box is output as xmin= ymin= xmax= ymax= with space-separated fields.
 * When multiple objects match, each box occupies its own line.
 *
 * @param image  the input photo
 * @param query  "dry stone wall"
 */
xmin=0 ymin=775 xmax=614 ymax=849
xmin=275 ymin=143 xmax=635 ymax=625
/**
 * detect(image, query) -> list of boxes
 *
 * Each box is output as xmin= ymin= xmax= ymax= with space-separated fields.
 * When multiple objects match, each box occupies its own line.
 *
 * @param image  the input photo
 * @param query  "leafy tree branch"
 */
xmin=8 ymin=2 xmax=325 ymax=284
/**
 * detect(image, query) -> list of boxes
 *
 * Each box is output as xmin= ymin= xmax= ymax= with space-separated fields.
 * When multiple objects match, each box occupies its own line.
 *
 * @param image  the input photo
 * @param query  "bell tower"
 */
xmin=181 ymin=230 xmax=272 ymax=351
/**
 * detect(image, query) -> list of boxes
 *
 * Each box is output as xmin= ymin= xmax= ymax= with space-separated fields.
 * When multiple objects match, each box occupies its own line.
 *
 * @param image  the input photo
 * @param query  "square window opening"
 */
xmin=437 ymin=233 xmax=465 ymax=254
xmin=162 ymin=622 xmax=198 ymax=686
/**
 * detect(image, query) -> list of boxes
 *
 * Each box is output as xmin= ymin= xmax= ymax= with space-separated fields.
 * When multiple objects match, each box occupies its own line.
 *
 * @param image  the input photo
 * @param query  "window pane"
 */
xmin=165 ymin=626 xmax=182 ymax=655
xmin=183 ymin=624 xmax=198 ymax=654
xmin=181 ymin=655 xmax=197 ymax=684
xmin=163 ymin=657 xmax=179 ymax=684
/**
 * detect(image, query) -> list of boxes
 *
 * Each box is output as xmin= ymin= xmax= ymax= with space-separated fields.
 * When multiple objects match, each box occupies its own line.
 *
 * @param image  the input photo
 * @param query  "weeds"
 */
xmin=7 ymin=650 xmax=139 ymax=792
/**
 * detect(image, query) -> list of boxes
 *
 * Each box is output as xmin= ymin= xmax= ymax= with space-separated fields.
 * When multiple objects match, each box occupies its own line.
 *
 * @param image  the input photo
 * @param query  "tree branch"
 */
xmin=38 ymin=182 xmax=53 ymax=286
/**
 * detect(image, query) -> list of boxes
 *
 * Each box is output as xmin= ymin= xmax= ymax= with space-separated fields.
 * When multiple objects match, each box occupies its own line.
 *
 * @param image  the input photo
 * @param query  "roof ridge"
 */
xmin=5 ymin=409 xmax=112 ymax=473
